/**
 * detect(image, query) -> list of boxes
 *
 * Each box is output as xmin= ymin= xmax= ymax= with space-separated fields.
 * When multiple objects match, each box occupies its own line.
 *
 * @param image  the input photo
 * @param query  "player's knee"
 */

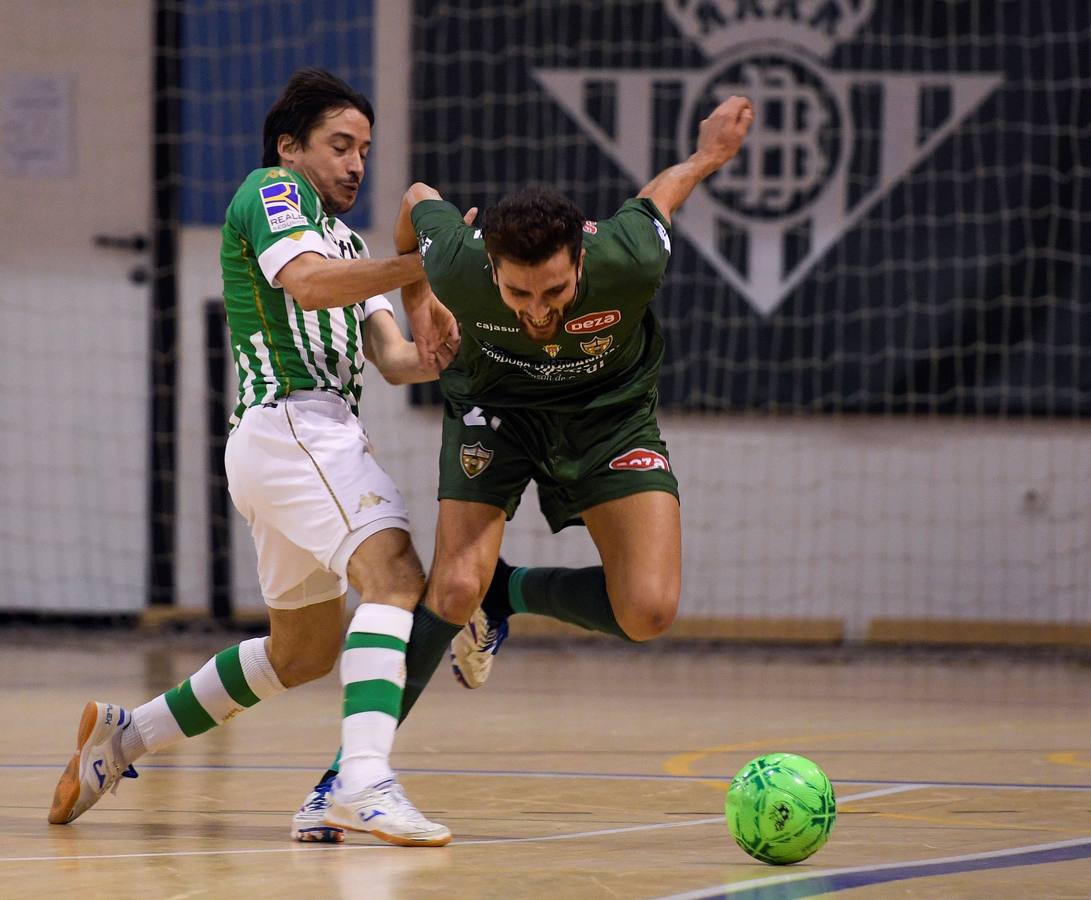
xmin=268 ymin=631 xmax=341 ymax=687
xmin=347 ymin=532 xmax=426 ymax=607
xmin=616 ymin=589 xmax=679 ymax=642
xmin=427 ymin=565 xmax=489 ymax=624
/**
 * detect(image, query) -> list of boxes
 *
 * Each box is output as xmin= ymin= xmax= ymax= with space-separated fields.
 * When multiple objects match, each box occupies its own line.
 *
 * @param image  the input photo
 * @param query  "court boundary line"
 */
xmin=656 ymin=836 xmax=1091 ymax=899
xmin=0 ymin=786 xmax=919 ymax=864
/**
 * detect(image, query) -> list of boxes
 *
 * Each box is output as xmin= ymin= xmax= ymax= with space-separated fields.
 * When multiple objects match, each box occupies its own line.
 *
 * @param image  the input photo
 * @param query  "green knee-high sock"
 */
xmin=319 ymin=603 xmax=461 ymax=781
xmin=510 ymin=566 xmax=632 ymax=640
xmin=400 ymin=603 xmax=463 ymax=721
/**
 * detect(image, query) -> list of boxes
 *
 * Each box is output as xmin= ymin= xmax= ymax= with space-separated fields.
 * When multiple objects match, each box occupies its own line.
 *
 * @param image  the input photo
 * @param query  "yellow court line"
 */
xmin=1048 ymin=751 xmax=1091 ymax=770
xmin=662 ymin=730 xmax=884 ymax=791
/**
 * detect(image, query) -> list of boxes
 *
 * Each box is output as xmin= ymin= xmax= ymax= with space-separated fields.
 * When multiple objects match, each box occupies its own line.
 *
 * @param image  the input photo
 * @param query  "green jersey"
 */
xmin=412 ymin=197 xmax=672 ymax=411
xmin=220 ymin=167 xmax=391 ymax=427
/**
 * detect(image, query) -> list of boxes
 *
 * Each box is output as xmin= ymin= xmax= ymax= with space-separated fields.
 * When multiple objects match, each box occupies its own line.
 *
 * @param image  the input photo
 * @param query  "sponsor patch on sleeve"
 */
xmin=259 ymin=181 xmax=308 ymax=233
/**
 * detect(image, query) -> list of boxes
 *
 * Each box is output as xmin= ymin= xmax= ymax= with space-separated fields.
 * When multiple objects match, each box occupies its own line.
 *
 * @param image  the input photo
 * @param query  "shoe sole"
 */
xmin=48 ymin=701 xmax=99 ymax=825
xmin=292 ymin=825 xmax=345 ymax=844
xmin=324 ymin=814 xmax=452 ymax=847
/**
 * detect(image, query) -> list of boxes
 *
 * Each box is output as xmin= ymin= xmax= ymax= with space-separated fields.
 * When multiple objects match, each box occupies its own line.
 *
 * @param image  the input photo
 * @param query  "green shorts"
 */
xmin=438 ymin=392 xmax=679 ymax=532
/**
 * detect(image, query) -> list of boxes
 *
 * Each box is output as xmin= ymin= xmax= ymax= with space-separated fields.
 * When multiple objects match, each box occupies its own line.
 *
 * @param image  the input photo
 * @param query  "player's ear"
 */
xmin=276 ymin=133 xmax=300 ymax=164
xmin=487 ymin=255 xmax=499 ymax=285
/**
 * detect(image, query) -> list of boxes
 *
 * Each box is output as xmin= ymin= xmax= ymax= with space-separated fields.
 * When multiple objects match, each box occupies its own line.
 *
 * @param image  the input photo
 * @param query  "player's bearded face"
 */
xmin=280 ymin=106 xmax=371 ymax=214
xmin=492 ymin=248 xmax=584 ymax=343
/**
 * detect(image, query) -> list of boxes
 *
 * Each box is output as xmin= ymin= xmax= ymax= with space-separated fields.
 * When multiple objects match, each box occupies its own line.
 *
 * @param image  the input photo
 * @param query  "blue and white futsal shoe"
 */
xmin=291 ymin=777 xmax=345 ymax=843
xmin=450 ymin=606 xmax=509 ymax=689
xmin=324 ymin=777 xmax=452 ymax=847
xmin=49 ymin=701 xmax=139 ymax=824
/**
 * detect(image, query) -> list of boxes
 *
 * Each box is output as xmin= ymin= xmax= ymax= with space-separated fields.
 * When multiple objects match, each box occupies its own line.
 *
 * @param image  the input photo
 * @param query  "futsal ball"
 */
xmin=724 ymin=753 xmax=836 ymax=865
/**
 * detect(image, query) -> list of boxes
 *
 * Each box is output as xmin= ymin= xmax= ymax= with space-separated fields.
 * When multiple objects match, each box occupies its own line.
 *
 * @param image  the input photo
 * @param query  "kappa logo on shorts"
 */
xmin=609 ymin=448 xmax=670 ymax=472
xmin=460 ymin=442 xmax=494 ymax=478
xmin=259 ymin=181 xmax=308 ymax=233
xmin=357 ymin=492 xmax=389 ymax=512
xmin=580 ymin=335 xmax=613 ymax=356
xmin=565 ymin=310 xmax=621 ymax=334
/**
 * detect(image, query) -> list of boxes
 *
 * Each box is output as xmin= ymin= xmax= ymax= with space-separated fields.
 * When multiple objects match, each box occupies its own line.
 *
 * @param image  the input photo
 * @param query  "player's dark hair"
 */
xmin=262 ymin=68 xmax=375 ymax=167
xmin=482 ymin=187 xmax=585 ymax=266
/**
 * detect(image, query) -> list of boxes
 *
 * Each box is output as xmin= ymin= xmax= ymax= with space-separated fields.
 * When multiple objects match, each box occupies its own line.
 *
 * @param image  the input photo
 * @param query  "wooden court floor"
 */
xmin=1 ymin=630 xmax=1089 ymax=899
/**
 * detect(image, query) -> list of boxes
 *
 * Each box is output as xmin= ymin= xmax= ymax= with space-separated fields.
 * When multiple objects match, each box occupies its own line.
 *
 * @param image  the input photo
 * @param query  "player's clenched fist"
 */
xmin=695 ymin=95 xmax=754 ymax=170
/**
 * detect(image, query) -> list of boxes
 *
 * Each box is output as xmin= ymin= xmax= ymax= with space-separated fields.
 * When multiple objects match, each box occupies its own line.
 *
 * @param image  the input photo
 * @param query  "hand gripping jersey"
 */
xmin=220 ymin=167 xmax=392 ymax=427
xmin=412 ymin=197 xmax=673 ymax=412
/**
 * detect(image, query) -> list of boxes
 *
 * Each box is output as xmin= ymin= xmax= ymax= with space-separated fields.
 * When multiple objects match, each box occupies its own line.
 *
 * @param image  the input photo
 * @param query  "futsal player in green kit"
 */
xmin=295 ymin=95 xmax=755 ymax=827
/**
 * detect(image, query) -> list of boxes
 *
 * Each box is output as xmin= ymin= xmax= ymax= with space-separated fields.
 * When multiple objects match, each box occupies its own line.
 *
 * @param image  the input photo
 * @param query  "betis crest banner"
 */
xmin=411 ymin=1 xmax=1090 ymax=415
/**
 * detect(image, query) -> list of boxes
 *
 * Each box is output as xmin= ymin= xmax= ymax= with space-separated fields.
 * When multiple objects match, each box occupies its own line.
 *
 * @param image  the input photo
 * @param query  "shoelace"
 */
xmin=381 ymin=781 xmax=431 ymax=827
xmin=482 ymin=618 xmax=509 ymax=656
xmin=107 ymin=765 xmax=139 ymax=796
xmin=302 ymin=781 xmax=334 ymax=812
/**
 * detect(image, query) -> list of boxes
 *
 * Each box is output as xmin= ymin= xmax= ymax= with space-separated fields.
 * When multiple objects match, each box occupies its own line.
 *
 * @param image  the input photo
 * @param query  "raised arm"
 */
xmin=275 ymin=250 xmax=423 ymax=312
xmin=637 ymin=95 xmax=754 ymax=224
xmin=394 ymin=182 xmax=476 ymax=367
xmin=394 ymin=182 xmax=446 ymax=255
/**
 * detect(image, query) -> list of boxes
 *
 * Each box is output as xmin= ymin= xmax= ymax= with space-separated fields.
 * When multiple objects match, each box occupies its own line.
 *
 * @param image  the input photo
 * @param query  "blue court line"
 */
xmin=661 ymin=837 xmax=1091 ymax=899
xmin=4 ymin=762 xmax=1091 ymax=792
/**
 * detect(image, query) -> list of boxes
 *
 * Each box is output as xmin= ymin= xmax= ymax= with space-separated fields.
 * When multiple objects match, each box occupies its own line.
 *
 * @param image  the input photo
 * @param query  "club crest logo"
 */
xmin=533 ymin=0 xmax=1002 ymax=315
xmin=580 ymin=335 xmax=613 ymax=356
xmin=459 ymin=442 xmax=494 ymax=478
xmin=544 ymin=343 xmax=561 ymax=358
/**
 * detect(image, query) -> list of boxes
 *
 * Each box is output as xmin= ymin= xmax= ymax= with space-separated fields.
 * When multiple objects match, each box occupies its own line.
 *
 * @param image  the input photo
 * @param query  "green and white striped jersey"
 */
xmin=220 ymin=167 xmax=392 ymax=427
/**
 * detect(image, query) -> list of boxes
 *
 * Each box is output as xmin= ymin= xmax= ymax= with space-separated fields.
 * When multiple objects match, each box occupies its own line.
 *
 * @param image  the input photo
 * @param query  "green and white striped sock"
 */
xmin=129 ymin=637 xmax=285 ymax=757
xmin=338 ymin=603 xmax=413 ymax=794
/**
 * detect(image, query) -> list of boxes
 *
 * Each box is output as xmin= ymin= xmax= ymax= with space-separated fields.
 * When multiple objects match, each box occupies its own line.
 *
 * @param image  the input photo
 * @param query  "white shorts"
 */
xmin=225 ymin=391 xmax=411 ymax=609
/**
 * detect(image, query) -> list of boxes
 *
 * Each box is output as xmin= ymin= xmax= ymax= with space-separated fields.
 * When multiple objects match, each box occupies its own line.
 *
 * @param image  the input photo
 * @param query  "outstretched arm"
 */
xmin=275 ymin=250 xmax=423 ymax=312
xmin=363 ymin=307 xmax=458 ymax=385
xmin=394 ymin=182 xmax=477 ymax=366
xmin=637 ymin=95 xmax=754 ymax=224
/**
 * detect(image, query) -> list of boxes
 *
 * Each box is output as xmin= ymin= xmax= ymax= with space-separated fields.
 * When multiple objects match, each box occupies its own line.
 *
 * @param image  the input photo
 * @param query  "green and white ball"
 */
xmin=725 ymin=753 xmax=836 ymax=865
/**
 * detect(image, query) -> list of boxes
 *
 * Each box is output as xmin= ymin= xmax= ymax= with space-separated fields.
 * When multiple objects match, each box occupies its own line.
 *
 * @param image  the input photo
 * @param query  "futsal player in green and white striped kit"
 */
xmin=48 ymin=69 xmax=471 ymax=847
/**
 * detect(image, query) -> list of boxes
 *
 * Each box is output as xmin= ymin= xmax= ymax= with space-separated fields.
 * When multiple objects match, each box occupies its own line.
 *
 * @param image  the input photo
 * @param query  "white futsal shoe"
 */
xmin=450 ymin=606 xmax=509 ymax=689
xmin=291 ymin=777 xmax=345 ymax=843
xmin=49 ymin=701 xmax=139 ymax=824
xmin=324 ymin=777 xmax=452 ymax=847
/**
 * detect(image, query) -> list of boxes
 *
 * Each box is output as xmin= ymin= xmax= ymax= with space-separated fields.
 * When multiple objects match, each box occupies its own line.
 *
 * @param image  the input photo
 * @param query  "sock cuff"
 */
xmin=239 ymin=636 xmax=285 ymax=698
xmin=418 ymin=602 xmax=461 ymax=630
xmin=509 ymin=567 xmax=529 ymax=614
xmin=350 ymin=603 xmax=413 ymax=641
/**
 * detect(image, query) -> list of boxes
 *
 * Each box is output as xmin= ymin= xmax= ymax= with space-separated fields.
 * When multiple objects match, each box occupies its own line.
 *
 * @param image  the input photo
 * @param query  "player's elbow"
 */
xmin=291 ymin=285 xmax=323 ymax=311
xmin=405 ymin=182 xmax=441 ymax=207
xmin=378 ymin=367 xmax=409 ymax=386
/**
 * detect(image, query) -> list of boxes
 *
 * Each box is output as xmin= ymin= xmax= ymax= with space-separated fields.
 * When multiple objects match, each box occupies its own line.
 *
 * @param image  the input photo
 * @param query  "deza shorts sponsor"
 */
xmin=565 ymin=310 xmax=621 ymax=334
xmin=608 ymin=448 xmax=670 ymax=472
